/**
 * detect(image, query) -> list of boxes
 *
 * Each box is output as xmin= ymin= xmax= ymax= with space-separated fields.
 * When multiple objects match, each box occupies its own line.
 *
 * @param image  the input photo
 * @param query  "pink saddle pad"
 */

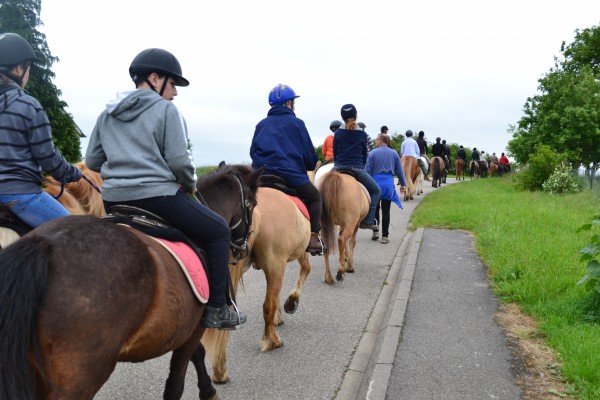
xmin=288 ymin=196 xmax=309 ymax=220
xmin=154 ymin=238 xmax=209 ymax=303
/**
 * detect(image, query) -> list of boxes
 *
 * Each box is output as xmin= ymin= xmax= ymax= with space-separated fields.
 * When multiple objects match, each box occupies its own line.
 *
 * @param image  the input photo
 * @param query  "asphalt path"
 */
xmin=96 ymin=178 xmax=458 ymax=400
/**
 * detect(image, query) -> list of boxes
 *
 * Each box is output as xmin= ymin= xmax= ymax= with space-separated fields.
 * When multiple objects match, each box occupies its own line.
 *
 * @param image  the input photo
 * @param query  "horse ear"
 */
xmin=218 ymin=161 xmax=227 ymax=169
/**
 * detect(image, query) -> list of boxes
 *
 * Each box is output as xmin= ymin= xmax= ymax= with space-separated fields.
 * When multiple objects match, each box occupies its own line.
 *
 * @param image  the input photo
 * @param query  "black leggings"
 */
xmin=293 ymin=182 xmax=322 ymax=233
xmin=375 ymin=199 xmax=391 ymax=238
xmin=104 ymin=190 xmax=230 ymax=307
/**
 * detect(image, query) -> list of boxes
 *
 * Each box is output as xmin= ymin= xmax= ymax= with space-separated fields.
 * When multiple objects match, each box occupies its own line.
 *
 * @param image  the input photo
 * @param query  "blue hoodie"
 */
xmin=250 ymin=105 xmax=318 ymax=186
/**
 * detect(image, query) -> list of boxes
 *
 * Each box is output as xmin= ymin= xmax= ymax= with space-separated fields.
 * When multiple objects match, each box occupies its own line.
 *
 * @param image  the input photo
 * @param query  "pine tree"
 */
xmin=0 ymin=0 xmax=82 ymax=161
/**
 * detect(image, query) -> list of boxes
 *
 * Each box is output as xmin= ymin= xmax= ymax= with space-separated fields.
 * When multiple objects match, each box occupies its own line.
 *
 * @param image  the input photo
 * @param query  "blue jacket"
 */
xmin=333 ymin=128 xmax=368 ymax=169
xmin=250 ymin=105 xmax=318 ymax=186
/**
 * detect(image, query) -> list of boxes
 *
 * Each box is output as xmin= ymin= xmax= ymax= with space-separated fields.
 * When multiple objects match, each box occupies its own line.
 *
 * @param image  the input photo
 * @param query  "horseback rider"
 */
xmin=416 ymin=130 xmax=431 ymax=180
xmin=479 ymin=150 xmax=489 ymax=170
xmin=471 ymin=147 xmax=480 ymax=163
xmin=441 ymin=139 xmax=451 ymax=171
xmin=401 ymin=130 xmax=427 ymax=176
xmin=431 ymin=137 xmax=446 ymax=162
xmin=333 ymin=104 xmax=381 ymax=231
xmin=490 ymin=152 xmax=499 ymax=166
xmin=85 ymin=48 xmax=246 ymax=330
xmin=457 ymin=145 xmax=467 ymax=164
xmin=499 ymin=152 xmax=511 ymax=173
xmin=250 ymin=84 xmax=327 ymax=255
xmin=323 ymin=120 xmax=342 ymax=162
xmin=0 ymin=33 xmax=83 ymax=228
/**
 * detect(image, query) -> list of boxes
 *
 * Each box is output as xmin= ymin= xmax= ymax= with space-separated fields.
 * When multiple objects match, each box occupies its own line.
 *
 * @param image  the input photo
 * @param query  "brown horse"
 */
xmin=318 ymin=170 xmax=369 ymax=283
xmin=469 ymin=160 xmax=480 ymax=178
xmin=0 ymin=164 xmax=262 ymax=400
xmin=455 ymin=159 xmax=466 ymax=181
xmin=401 ymin=156 xmax=420 ymax=200
xmin=431 ymin=156 xmax=445 ymax=188
xmin=201 ymin=184 xmax=313 ymax=383
xmin=489 ymin=162 xmax=498 ymax=177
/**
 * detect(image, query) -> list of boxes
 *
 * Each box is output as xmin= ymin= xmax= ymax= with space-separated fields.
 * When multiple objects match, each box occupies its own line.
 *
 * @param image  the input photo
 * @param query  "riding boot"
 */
xmin=306 ymin=231 xmax=327 ymax=255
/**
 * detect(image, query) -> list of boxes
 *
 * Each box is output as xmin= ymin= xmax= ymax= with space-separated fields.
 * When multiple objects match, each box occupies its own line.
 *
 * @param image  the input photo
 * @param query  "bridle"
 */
xmin=196 ymin=172 xmax=254 ymax=265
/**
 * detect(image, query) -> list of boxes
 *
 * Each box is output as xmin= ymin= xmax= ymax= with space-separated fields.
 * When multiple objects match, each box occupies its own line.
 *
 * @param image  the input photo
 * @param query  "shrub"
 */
xmin=542 ymin=163 xmax=582 ymax=194
xmin=513 ymin=144 xmax=565 ymax=191
xmin=577 ymin=215 xmax=600 ymax=294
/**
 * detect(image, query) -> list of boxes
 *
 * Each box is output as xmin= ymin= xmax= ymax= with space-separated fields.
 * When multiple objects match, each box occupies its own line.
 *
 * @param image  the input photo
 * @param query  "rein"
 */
xmin=195 ymin=172 xmax=253 ymax=265
xmin=52 ymin=174 xmax=102 ymax=199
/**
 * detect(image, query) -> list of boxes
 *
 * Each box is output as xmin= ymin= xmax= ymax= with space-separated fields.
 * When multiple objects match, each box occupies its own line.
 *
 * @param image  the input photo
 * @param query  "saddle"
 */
xmin=257 ymin=175 xmax=310 ymax=220
xmin=0 ymin=205 xmax=32 ymax=237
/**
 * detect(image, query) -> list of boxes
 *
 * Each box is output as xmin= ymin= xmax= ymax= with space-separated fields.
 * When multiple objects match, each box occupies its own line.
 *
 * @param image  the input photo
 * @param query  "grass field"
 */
xmin=410 ymin=176 xmax=600 ymax=399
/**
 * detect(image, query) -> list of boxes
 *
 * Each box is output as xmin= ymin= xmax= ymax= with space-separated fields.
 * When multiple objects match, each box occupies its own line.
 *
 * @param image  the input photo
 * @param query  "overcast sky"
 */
xmin=39 ymin=0 xmax=600 ymax=166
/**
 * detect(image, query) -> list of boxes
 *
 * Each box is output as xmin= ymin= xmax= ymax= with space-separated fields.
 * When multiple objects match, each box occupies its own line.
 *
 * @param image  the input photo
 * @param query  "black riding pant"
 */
xmin=104 ymin=190 xmax=230 ymax=307
xmin=375 ymin=198 xmax=391 ymax=238
xmin=293 ymin=182 xmax=322 ymax=233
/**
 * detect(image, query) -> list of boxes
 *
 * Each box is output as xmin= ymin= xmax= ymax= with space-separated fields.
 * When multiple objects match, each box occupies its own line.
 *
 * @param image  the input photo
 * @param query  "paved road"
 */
xmin=95 ymin=177 xmax=519 ymax=399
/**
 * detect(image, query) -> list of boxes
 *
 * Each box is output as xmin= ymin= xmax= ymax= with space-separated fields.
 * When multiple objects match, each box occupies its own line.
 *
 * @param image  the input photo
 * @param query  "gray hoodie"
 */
xmin=85 ymin=89 xmax=196 ymax=202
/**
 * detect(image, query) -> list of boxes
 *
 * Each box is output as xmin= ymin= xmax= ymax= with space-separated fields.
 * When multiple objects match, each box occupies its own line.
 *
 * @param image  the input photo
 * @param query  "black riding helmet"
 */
xmin=0 ymin=33 xmax=36 ymax=87
xmin=330 ymin=120 xmax=342 ymax=131
xmin=129 ymin=48 xmax=189 ymax=96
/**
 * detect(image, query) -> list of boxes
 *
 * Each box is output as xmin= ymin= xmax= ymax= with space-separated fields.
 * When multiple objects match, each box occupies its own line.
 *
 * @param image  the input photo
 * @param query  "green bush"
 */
xmin=542 ymin=163 xmax=582 ymax=194
xmin=577 ymin=215 xmax=600 ymax=294
xmin=513 ymin=144 xmax=565 ymax=191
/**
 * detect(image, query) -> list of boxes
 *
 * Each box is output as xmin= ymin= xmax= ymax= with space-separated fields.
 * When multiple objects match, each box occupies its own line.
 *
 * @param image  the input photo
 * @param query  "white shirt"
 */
xmin=401 ymin=137 xmax=420 ymax=158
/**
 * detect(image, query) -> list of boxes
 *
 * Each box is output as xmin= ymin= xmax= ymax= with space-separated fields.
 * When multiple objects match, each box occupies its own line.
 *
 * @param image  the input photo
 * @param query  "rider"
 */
xmin=416 ymin=130 xmax=430 ymax=180
xmin=323 ymin=120 xmax=342 ymax=162
xmin=357 ymin=121 xmax=374 ymax=153
xmin=250 ymin=84 xmax=327 ymax=255
xmin=0 ymin=33 xmax=83 ymax=228
xmin=479 ymin=150 xmax=489 ymax=170
xmin=431 ymin=137 xmax=446 ymax=170
xmin=471 ymin=147 xmax=480 ymax=164
xmin=85 ymin=48 xmax=246 ymax=330
xmin=441 ymin=139 xmax=451 ymax=171
xmin=456 ymin=145 xmax=467 ymax=164
xmin=401 ymin=130 xmax=426 ymax=176
xmin=489 ymin=152 xmax=499 ymax=166
xmin=499 ymin=152 xmax=511 ymax=172
xmin=333 ymin=104 xmax=381 ymax=231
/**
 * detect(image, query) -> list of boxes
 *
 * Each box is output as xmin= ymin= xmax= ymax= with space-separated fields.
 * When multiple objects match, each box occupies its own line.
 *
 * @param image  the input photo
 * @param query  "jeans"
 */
xmin=0 ymin=192 xmax=70 ymax=228
xmin=104 ymin=190 xmax=231 ymax=307
xmin=335 ymin=167 xmax=382 ymax=225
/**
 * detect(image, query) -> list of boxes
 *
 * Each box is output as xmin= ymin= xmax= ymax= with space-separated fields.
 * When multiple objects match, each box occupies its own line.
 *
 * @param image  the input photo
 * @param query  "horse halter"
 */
xmin=227 ymin=173 xmax=254 ymax=264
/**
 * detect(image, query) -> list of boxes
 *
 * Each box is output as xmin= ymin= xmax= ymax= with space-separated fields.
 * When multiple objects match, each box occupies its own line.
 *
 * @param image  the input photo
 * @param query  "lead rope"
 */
xmin=52 ymin=174 xmax=102 ymax=199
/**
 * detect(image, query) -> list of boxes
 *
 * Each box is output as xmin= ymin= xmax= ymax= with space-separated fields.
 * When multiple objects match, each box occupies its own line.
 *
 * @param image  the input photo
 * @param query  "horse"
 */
xmin=316 ymin=170 xmax=369 ymax=284
xmin=489 ymin=162 xmax=498 ymax=177
xmin=0 ymin=164 xmax=262 ymax=400
xmin=414 ymin=167 xmax=424 ymax=196
xmin=455 ymin=159 xmax=466 ymax=181
xmin=200 ymin=182 xmax=313 ymax=383
xmin=401 ymin=156 xmax=420 ymax=200
xmin=469 ymin=160 xmax=480 ymax=178
xmin=430 ymin=156 xmax=445 ymax=188
xmin=479 ymin=161 xmax=489 ymax=177
xmin=0 ymin=162 xmax=105 ymax=249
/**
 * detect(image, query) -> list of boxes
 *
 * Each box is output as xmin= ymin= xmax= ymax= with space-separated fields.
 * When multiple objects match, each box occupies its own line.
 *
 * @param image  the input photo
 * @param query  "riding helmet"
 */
xmin=0 ymin=33 xmax=36 ymax=73
xmin=129 ymin=48 xmax=189 ymax=86
xmin=268 ymin=84 xmax=299 ymax=105
xmin=330 ymin=120 xmax=342 ymax=131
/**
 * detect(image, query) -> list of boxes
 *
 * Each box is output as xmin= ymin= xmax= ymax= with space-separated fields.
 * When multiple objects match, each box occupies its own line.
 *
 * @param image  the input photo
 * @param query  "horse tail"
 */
xmin=469 ymin=161 xmax=474 ymax=177
xmin=433 ymin=157 xmax=440 ymax=181
xmin=401 ymin=158 xmax=415 ymax=195
xmin=319 ymin=172 xmax=340 ymax=254
xmin=0 ymin=237 xmax=50 ymax=400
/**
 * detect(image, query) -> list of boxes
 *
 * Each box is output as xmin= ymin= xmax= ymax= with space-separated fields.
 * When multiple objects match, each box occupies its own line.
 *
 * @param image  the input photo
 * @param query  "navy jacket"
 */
xmin=333 ymin=128 xmax=368 ymax=169
xmin=250 ymin=105 xmax=318 ymax=186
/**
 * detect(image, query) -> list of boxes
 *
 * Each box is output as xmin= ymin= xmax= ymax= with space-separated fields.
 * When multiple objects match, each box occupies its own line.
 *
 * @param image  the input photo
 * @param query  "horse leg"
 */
xmin=260 ymin=268 xmax=285 ymax=351
xmin=336 ymin=226 xmax=350 ymax=282
xmin=346 ymin=228 xmax=359 ymax=273
xmin=323 ymin=251 xmax=334 ymax=285
xmin=189 ymin=343 xmax=219 ymax=400
xmin=284 ymin=253 xmax=311 ymax=314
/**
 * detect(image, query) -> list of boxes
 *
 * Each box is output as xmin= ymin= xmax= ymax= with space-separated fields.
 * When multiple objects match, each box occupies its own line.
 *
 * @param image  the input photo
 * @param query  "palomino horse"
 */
xmin=401 ymin=156 xmax=420 ymax=200
xmin=318 ymin=170 xmax=369 ymax=283
xmin=469 ymin=160 xmax=480 ymax=178
xmin=0 ymin=162 xmax=105 ymax=249
xmin=455 ymin=159 xmax=466 ymax=181
xmin=0 ymin=164 xmax=262 ymax=400
xmin=430 ymin=156 xmax=445 ymax=188
xmin=201 ymin=183 xmax=313 ymax=383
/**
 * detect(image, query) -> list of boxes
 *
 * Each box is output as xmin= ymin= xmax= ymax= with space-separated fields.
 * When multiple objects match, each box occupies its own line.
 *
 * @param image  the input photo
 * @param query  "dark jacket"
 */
xmin=250 ymin=105 xmax=318 ymax=186
xmin=431 ymin=142 xmax=445 ymax=157
xmin=457 ymin=149 xmax=467 ymax=160
xmin=333 ymin=128 xmax=368 ymax=169
xmin=416 ymin=137 xmax=428 ymax=155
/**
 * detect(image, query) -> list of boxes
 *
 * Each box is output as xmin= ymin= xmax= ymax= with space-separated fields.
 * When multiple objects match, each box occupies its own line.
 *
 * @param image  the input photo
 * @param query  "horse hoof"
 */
xmin=347 ymin=267 xmax=355 ymax=273
xmin=284 ymin=297 xmax=298 ymax=314
xmin=336 ymin=272 xmax=344 ymax=282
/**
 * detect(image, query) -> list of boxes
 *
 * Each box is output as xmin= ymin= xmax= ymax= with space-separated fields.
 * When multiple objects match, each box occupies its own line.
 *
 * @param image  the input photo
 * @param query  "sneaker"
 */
xmin=201 ymin=304 xmax=247 ymax=330
xmin=381 ymin=237 xmax=390 ymax=244
xmin=359 ymin=222 xmax=379 ymax=232
xmin=371 ymin=231 xmax=379 ymax=241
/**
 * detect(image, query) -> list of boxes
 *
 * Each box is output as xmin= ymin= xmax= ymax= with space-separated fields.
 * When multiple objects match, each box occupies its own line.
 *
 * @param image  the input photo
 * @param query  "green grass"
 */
xmin=196 ymin=166 xmax=217 ymax=177
xmin=410 ymin=176 xmax=600 ymax=399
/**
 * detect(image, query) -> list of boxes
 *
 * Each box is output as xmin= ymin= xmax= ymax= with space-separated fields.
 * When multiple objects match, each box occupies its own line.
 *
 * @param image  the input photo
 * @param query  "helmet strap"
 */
xmin=143 ymin=73 xmax=168 ymax=97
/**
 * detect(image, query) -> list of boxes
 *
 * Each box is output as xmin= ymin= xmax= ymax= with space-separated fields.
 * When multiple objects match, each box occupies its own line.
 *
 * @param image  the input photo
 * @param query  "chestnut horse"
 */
xmin=201 ymin=184 xmax=313 ymax=383
xmin=431 ymin=156 xmax=445 ymax=188
xmin=469 ymin=160 xmax=480 ymax=178
xmin=401 ymin=156 xmax=420 ymax=200
xmin=489 ymin=162 xmax=498 ymax=177
xmin=318 ymin=170 xmax=369 ymax=283
xmin=0 ymin=164 xmax=262 ymax=400
xmin=455 ymin=159 xmax=465 ymax=181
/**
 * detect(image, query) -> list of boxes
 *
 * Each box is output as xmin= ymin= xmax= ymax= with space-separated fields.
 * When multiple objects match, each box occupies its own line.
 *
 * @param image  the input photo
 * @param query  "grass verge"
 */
xmin=410 ymin=176 xmax=600 ymax=399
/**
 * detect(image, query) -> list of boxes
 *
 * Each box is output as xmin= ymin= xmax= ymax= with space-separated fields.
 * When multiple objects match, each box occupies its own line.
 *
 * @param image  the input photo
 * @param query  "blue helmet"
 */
xmin=268 ymin=84 xmax=299 ymax=106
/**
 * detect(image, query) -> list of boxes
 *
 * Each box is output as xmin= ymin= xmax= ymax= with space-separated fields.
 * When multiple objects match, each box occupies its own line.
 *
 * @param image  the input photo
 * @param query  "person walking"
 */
xmin=333 ymin=104 xmax=381 ymax=231
xmin=250 ymin=84 xmax=327 ymax=255
xmin=0 ymin=33 xmax=83 ymax=228
xmin=85 ymin=48 xmax=245 ymax=330
xmin=366 ymin=133 xmax=406 ymax=243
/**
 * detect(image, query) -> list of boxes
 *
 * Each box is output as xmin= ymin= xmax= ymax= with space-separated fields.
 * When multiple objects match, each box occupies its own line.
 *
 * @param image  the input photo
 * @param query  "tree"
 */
xmin=507 ymin=24 xmax=600 ymax=188
xmin=0 ymin=0 xmax=82 ymax=161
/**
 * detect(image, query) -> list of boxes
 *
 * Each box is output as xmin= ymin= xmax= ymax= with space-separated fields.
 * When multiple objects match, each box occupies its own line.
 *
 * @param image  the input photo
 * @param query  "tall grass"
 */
xmin=411 ymin=177 xmax=600 ymax=399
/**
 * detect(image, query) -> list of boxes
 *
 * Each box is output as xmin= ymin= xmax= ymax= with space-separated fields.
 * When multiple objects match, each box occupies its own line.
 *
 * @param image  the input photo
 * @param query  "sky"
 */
xmin=38 ymin=0 xmax=600 ymax=166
